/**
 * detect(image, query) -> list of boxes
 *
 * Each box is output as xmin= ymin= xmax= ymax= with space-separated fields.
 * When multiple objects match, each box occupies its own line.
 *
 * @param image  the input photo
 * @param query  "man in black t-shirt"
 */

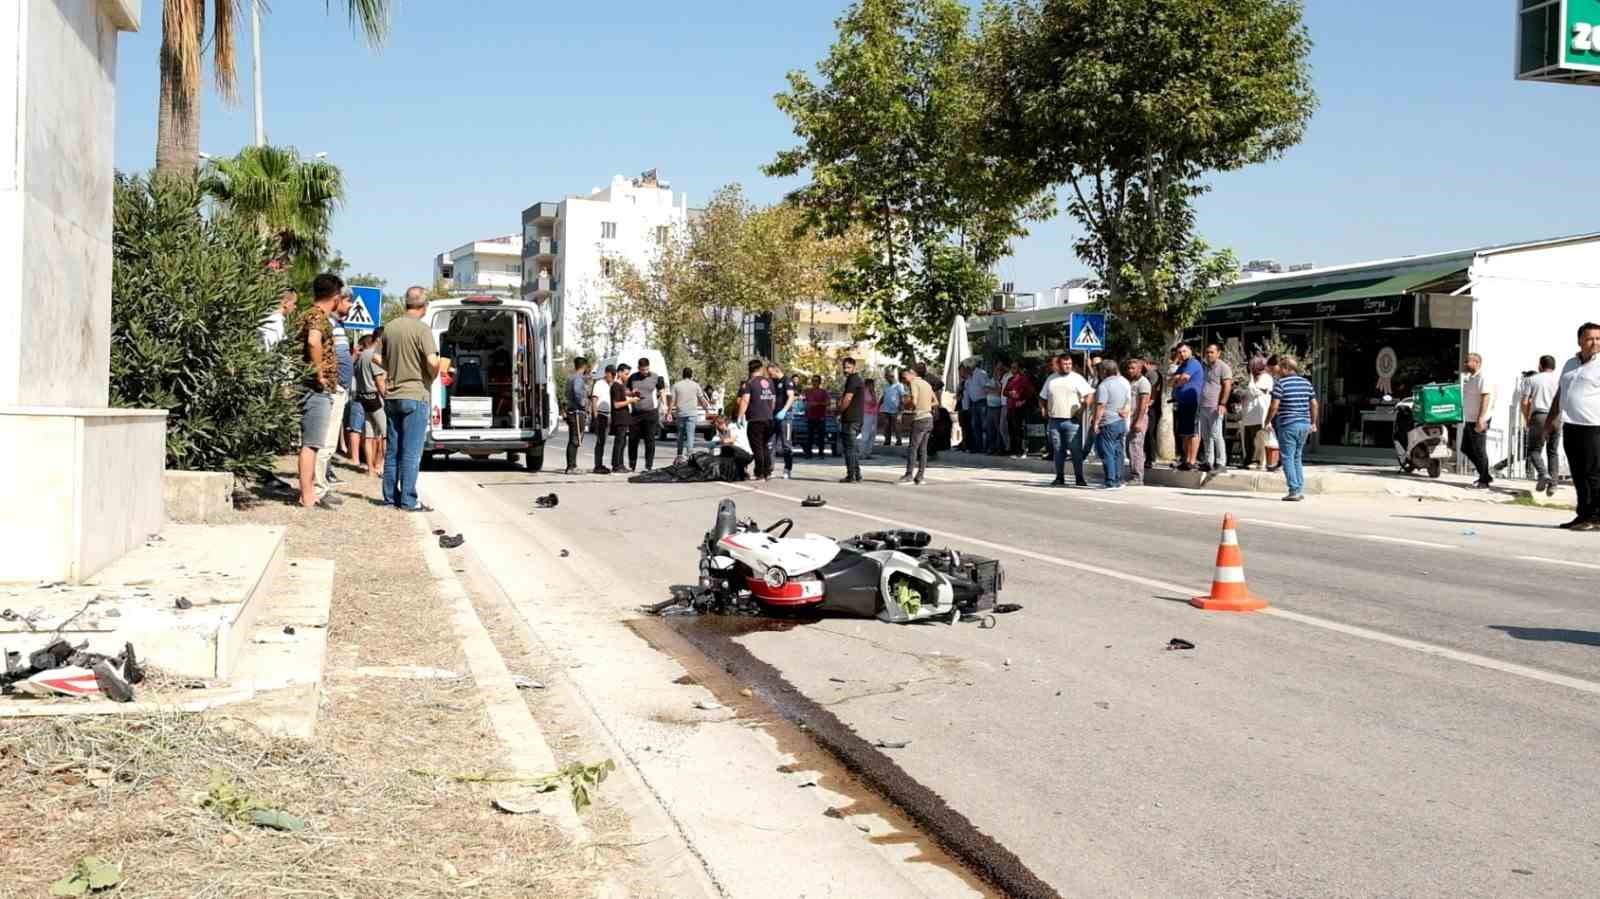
xmin=837 ymin=357 xmax=866 ymax=482
xmin=626 ymin=357 xmax=668 ymax=471
xmin=737 ymin=358 xmax=778 ymax=480
xmin=610 ymin=363 xmax=637 ymax=472
xmin=768 ymin=361 xmax=798 ymax=479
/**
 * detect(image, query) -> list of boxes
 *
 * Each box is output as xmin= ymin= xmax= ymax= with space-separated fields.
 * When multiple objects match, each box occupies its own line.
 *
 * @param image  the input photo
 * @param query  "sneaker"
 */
xmin=1176 ymin=462 xmax=1194 ymax=472
xmin=782 ymin=470 xmax=792 ymax=479
xmin=1560 ymin=516 xmax=1582 ymax=529
xmin=914 ymin=478 xmax=925 ymax=485
xmin=327 ymin=470 xmax=342 ymax=484
xmin=1284 ymin=493 xmax=1305 ymax=502
xmin=1125 ymin=477 xmax=1143 ymax=486
xmin=1468 ymin=481 xmax=1490 ymax=490
xmin=593 ymin=466 xmax=612 ymax=475
xmin=1050 ymin=479 xmax=1066 ymax=487
xmin=563 ymin=467 xmax=578 ymax=475
xmin=1572 ymin=520 xmax=1600 ymax=532
xmin=1536 ymin=477 xmax=1550 ymax=494
xmin=1075 ymin=480 xmax=1089 ymax=488
xmin=839 ymin=476 xmax=856 ymax=483
xmin=897 ymin=475 xmax=914 ymax=484
xmin=1547 ymin=481 xmax=1559 ymax=497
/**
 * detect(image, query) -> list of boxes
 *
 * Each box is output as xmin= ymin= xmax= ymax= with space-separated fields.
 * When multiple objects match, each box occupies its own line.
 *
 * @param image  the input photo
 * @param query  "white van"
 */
xmin=424 ymin=295 xmax=557 ymax=471
xmin=599 ymin=349 xmax=716 ymax=440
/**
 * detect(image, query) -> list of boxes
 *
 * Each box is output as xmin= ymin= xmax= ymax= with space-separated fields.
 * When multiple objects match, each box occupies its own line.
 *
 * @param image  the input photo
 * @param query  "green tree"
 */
xmin=200 ymin=145 xmax=345 ymax=288
xmin=156 ymin=1 xmax=392 ymax=177
xmin=110 ymin=173 xmax=298 ymax=475
xmin=765 ymin=0 xmax=1047 ymax=363
xmin=982 ymin=0 xmax=1316 ymax=350
xmin=741 ymin=202 xmax=868 ymax=370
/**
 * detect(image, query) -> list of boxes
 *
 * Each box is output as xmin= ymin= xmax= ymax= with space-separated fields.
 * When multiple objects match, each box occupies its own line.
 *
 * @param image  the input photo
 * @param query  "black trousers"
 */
xmin=770 ymin=419 xmax=794 ymax=473
xmin=1564 ymin=423 xmax=1600 ymax=521
xmin=1007 ymin=408 xmax=1026 ymax=455
xmin=748 ymin=419 xmax=775 ymax=479
xmin=802 ymin=420 xmax=826 ymax=457
xmin=1460 ymin=424 xmax=1492 ymax=484
xmin=565 ymin=412 xmax=584 ymax=470
xmin=592 ymin=414 xmax=610 ymax=470
xmin=611 ymin=421 xmax=631 ymax=471
xmin=629 ymin=410 xmax=659 ymax=469
xmin=841 ymin=421 xmax=862 ymax=479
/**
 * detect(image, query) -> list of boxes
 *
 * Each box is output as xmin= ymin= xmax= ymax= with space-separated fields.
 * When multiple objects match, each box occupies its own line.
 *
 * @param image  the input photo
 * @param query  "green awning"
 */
xmin=1207 ymin=261 xmax=1469 ymax=313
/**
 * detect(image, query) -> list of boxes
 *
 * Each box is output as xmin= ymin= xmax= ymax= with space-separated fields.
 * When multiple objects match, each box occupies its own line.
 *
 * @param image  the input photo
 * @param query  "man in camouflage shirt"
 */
xmin=297 ymin=273 xmax=344 ymax=509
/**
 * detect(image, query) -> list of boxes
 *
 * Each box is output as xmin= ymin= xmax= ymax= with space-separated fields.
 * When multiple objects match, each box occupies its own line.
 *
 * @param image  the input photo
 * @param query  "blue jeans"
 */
xmin=1049 ymin=418 xmax=1085 ymax=484
xmin=676 ymin=414 xmax=702 ymax=457
xmin=383 ymin=399 xmax=430 ymax=509
xmin=1095 ymin=418 xmax=1128 ymax=487
xmin=1276 ymin=419 xmax=1312 ymax=496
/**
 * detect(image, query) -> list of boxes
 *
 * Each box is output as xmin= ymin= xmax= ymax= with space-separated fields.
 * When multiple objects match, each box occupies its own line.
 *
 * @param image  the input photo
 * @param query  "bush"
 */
xmin=110 ymin=174 xmax=299 ymax=476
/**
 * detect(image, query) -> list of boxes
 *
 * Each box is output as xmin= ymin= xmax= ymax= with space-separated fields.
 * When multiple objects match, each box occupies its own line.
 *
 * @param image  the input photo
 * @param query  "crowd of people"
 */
xmin=267 ymin=281 xmax=1600 ymax=530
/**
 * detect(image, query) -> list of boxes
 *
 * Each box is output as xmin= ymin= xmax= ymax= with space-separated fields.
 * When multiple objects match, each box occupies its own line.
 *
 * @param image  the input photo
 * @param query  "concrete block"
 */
xmin=230 ymin=558 xmax=336 ymax=739
xmin=163 ymin=469 xmax=236 ymax=523
xmin=0 ymin=407 xmax=167 ymax=583
xmin=0 ymin=524 xmax=286 ymax=679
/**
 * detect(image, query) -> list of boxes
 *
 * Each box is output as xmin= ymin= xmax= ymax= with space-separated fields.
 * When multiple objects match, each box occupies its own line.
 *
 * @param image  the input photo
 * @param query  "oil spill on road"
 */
xmin=628 ymin=614 xmax=1061 ymax=899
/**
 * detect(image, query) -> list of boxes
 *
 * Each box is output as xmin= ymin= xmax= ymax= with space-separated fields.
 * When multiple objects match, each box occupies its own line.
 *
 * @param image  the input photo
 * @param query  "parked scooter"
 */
xmin=1392 ymin=397 xmax=1451 ymax=479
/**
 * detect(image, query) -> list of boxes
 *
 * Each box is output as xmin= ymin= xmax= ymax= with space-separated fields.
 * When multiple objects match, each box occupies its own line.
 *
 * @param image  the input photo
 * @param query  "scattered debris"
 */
xmin=510 ymin=675 xmax=545 ymax=690
xmin=1166 ymin=638 xmax=1196 ymax=651
xmin=559 ymin=549 xmax=570 ymax=558
xmin=412 ymin=759 xmax=616 ymax=813
xmin=282 ymin=626 xmax=296 ymax=636
xmin=201 ymin=771 xmax=306 ymax=831
xmin=692 ymin=699 xmax=723 ymax=711
xmin=823 ymin=806 xmax=846 ymax=819
xmin=349 ymin=665 xmax=463 ymax=681
xmin=3 ymin=639 xmax=142 ymax=702
xmin=993 ymin=603 xmax=1024 ymax=614
xmin=492 ymin=793 xmax=545 ymax=815
xmin=797 ymin=778 xmax=819 ymax=788
xmin=875 ymin=739 xmax=910 ymax=749
xmin=1094 ymin=701 xmax=1111 ymax=710
xmin=828 ymin=676 xmax=848 ymax=684
xmin=801 ymin=494 xmax=827 ymax=508
xmin=438 ymin=534 xmax=465 ymax=549
xmin=534 ymin=493 xmax=559 ymax=509
xmin=740 ymin=688 xmax=754 ymax=698
xmin=1511 ymin=869 xmax=1534 ymax=876
xmin=432 ymin=528 xmax=447 ymax=536
xmin=855 ymin=822 xmax=872 ymax=833
xmin=48 ymin=856 xmax=122 ymax=896
xmin=174 ymin=597 xmax=193 ymax=610
xmin=1461 ymin=529 xmax=1477 ymax=537
xmin=1002 ymin=658 xmax=1012 ymax=668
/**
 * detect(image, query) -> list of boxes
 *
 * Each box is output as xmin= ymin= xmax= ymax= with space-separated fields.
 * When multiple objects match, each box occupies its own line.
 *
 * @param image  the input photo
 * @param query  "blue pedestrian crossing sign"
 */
xmin=346 ymin=286 xmax=381 ymax=332
xmin=1069 ymin=312 xmax=1106 ymax=351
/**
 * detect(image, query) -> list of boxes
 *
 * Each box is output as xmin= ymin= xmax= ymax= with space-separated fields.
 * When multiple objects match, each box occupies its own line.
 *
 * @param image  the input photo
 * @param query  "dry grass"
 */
xmin=0 ymin=458 xmax=612 ymax=899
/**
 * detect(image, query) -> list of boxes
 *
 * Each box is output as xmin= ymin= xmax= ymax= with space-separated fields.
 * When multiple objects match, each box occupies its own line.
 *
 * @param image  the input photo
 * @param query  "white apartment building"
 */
xmin=520 ymin=170 xmax=689 ymax=358
xmin=433 ymin=235 xmax=522 ymax=291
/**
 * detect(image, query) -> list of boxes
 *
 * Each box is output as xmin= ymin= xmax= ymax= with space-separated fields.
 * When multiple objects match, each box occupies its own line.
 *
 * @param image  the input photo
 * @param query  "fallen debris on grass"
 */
xmin=1166 ymin=638 xmax=1196 ymax=651
xmin=438 ymin=534 xmax=466 ymax=550
xmin=48 ymin=856 xmax=121 ymax=896
xmin=201 ymin=771 xmax=308 ymax=832
xmin=411 ymin=759 xmax=617 ymax=813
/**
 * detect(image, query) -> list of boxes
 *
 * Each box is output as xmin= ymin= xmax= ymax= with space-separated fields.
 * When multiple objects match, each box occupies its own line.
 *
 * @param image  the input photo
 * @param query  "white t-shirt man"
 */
xmin=1558 ymin=354 xmax=1600 ymax=427
xmin=1041 ymin=371 xmax=1093 ymax=419
xmin=1463 ymin=368 xmax=1491 ymax=423
xmin=1522 ymin=370 xmax=1559 ymax=415
xmin=590 ymin=378 xmax=611 ymax=417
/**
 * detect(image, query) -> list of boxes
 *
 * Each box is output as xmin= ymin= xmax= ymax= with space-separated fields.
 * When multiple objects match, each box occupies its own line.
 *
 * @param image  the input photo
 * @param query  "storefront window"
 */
xmin=1321 ymin=318 xmax=1460 ymax=450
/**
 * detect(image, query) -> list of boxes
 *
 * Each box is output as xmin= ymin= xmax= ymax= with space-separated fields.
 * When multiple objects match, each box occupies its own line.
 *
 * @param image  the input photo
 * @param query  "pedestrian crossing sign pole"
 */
xmin=346 ymin=286 xmax=381 ymax=332
xmin=1069 ymin=311 xmax=1105 ymax=352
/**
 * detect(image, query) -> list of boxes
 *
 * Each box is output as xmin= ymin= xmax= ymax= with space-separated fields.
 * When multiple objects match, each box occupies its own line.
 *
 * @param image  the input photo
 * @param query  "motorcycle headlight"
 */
xmin=949 ymin=550 xmax=962 ymax=569
xmin=763 ymin=567 xmax=788 ymax=589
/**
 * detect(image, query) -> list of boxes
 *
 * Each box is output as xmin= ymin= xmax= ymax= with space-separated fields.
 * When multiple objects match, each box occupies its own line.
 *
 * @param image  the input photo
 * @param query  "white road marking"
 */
xmin=1241 ymin=518 xmax=1314 ymax=531
xmin=1155 ymin=506 xmax=1212 ymax=517
xmin=1357 ymin=534 xmax=1456 ymax=550
xmin=1517 ymin=555 xmax=1600 ymax=571
xmin=970 ymin=480 xmax=1128 ymax=504
xmin=741 ymin=486 xmax=1600 ymax=698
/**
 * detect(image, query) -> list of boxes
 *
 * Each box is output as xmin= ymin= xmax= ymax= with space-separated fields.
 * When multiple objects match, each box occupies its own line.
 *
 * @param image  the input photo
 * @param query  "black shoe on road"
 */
xmin=563 ymin=467 xmax=578 ymax=475
xmin=593 ymin=466 xmax=612 ymax=475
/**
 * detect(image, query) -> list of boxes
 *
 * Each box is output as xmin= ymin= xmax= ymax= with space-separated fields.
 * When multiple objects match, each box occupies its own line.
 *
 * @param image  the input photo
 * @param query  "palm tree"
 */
xmin=155 ymin=1 xmax=391 ymax=177
xmin=201 ymin=145 xmax=345 ymax=282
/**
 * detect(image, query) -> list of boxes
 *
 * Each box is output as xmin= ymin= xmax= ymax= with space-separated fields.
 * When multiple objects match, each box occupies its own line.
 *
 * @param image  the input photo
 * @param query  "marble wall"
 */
xmin=0 ymin=1 xmax=138 ymax=409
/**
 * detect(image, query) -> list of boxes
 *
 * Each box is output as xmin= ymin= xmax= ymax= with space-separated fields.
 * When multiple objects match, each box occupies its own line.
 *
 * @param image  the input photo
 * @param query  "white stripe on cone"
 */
xmin=1221 ymin=530 xmax=1239 ymax=546
xmin=1213 ymin=567 xmax=1246 ymax=584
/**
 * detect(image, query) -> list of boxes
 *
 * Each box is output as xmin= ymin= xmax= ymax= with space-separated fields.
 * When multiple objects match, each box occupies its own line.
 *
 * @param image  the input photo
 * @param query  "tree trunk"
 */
xmin=154 ymin=2 xmax=202 ymax=178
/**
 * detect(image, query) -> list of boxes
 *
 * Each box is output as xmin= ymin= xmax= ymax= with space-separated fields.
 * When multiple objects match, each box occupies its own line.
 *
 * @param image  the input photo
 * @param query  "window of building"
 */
xmin=655 ymin=225 xmax=668 ymax=244
xmin=601 ymin=221 xmax=617 ymax=240
xmin=601 ymin=258 xmax=614 ymax=277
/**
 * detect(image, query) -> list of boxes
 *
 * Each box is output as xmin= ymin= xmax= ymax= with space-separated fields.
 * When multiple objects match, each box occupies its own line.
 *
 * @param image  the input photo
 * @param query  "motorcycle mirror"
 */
xmin=949 ymin=549 xmax=962 ymax=569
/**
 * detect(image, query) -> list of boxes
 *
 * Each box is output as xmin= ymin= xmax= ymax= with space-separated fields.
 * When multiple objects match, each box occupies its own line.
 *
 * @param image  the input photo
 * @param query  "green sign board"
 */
xmin=1520 ymin=0 xmax=1600 ymax=82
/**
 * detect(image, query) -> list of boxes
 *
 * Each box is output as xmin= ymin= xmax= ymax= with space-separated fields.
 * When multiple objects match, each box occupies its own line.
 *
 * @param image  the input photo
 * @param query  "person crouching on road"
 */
xmin=713 ymin=416 xmax=754 ymax=480
xmin=1545 ymin=322 xmax=1600 ymax=530
xmin=591 ymin=365 xmax=615 ymax=474
xmin=898 ymin=366 xmax=936 ymax=485
xmin=564 ymin=356 xmax=591 ymax=475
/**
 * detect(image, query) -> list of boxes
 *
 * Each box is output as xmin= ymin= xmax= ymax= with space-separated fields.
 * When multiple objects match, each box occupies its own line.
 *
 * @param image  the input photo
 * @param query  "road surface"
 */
xmin=425 ymin=446 xmax=1600 ymax=898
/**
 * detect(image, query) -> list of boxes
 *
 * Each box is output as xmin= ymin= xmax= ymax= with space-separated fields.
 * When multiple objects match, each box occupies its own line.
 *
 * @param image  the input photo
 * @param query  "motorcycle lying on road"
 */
xmin=654 ymin=500 xmax=1004 ymax=624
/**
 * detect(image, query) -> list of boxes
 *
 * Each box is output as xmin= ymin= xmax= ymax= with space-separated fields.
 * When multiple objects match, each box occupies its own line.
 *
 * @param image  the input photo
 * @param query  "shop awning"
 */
xmin=1204 ymin=260 xmax=1470 ymax=323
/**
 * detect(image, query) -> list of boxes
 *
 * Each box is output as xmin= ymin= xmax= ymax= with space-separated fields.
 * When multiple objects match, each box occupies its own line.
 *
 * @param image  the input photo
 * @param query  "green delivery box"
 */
xmin=1414 ymin=382 xmax=1463 ymax=425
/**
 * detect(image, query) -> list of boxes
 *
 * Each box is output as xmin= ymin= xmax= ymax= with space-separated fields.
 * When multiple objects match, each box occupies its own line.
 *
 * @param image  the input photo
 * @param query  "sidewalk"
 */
xmin=872 ymin=443 xmax=1577 ymax=506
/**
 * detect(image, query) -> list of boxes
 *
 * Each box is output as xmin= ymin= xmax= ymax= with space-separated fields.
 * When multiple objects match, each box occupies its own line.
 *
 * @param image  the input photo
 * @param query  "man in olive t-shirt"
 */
xmin=379 ymin=287 xmax=441 ymax=511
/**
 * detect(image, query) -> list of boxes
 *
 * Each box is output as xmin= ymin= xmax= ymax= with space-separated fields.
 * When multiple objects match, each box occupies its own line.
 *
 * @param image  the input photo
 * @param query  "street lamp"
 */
xmin=251 ymin=0 xmax=264 ymax=146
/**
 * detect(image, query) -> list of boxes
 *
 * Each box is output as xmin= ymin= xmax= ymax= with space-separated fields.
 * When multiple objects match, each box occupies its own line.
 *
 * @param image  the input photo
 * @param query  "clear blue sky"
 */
xmin=112 ymin=1 xmax=1600 ymax=294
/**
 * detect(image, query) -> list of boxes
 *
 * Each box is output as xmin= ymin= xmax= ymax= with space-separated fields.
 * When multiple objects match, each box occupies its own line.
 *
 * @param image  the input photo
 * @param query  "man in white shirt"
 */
xmin=1521 ymin=355 xmax=1562 ymax=495
xmin=589 ymin=365 xmax=615 ymax=474
xmin=1460 ymin=353 xmax=1494 ymax=488
xmin=259 ymin=289 xmax=296 ymax=350
xmin=1546 ymin=322 xmax=1600 ymax=529
xmin=1039 ymin=355 xmax=1094 ymax=487
xmin=962 ymin=364 xmax=990 ymax=453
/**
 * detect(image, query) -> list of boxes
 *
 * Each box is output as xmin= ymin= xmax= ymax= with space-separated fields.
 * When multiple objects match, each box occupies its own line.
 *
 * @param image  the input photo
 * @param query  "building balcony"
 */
xmin=525 ymin=201 xmax=559 ymax=224
xmin=528 ymin=273 xmax=559 ymax=295
xmin=524 ymin=236 xmax=559 ymax=258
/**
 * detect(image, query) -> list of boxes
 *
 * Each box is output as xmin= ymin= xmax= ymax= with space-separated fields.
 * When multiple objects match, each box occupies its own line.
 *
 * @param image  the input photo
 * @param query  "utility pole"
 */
xmin=250 ymin=0 xmax=264 ymax=146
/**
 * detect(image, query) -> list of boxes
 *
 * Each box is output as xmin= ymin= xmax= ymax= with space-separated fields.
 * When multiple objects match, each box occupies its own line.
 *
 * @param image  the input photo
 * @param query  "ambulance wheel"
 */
xmin=524 ymin=448 xmax=544 ymax=472
xmin=1427 ymin=460 xmax=1441 ymax=479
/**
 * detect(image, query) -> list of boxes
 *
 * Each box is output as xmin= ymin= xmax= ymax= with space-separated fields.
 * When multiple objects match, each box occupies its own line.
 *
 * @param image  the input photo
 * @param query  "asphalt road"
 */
xmin=440 ymin=446 xmax=1600 ymax=898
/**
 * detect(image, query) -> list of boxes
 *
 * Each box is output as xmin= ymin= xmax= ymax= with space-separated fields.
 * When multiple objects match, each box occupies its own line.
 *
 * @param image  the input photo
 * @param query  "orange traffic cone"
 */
xmin=1189 ymin=514 xmax=1268 ymax=612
